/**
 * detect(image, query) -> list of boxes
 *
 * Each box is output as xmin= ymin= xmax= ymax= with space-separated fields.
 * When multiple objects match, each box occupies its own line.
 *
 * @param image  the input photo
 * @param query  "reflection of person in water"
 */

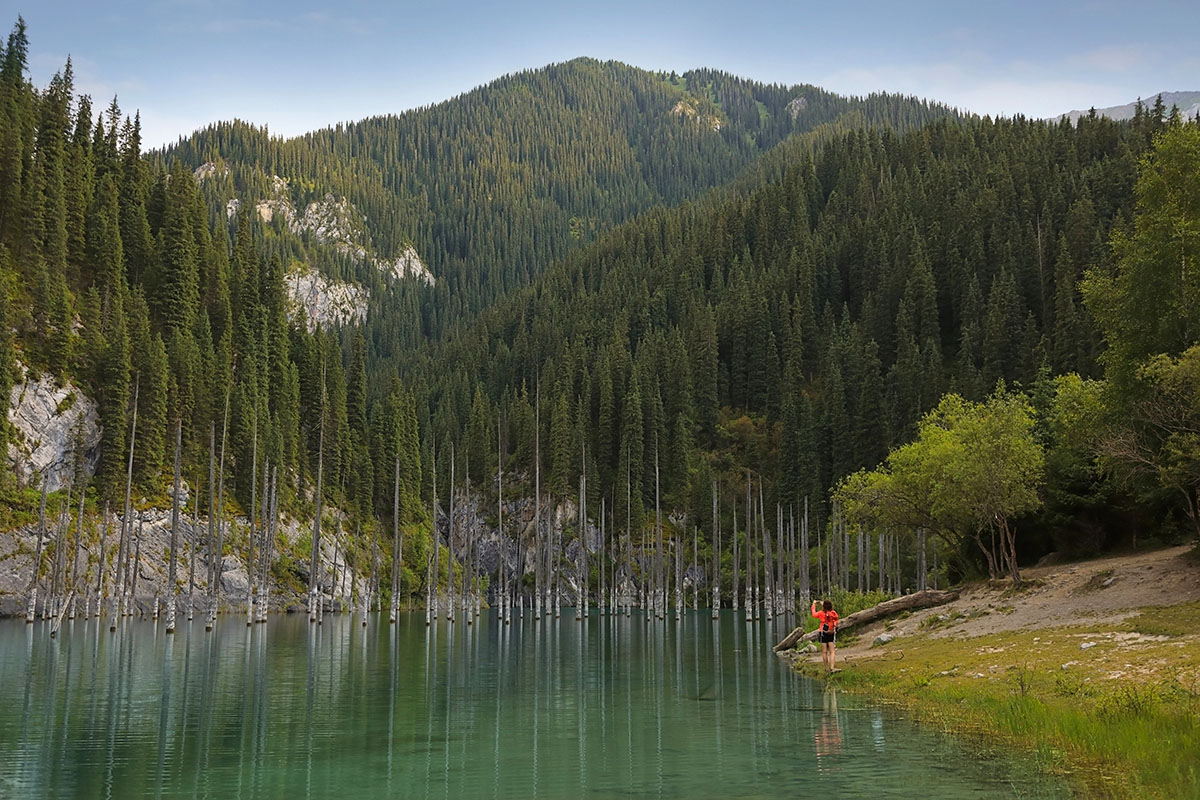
xmin=814 ymin=686 xmax=843 ymax=771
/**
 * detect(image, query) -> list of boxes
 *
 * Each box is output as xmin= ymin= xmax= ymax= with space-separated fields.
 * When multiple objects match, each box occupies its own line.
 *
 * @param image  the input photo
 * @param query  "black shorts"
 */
xmin=818 ymin=630 xmax=836 ymax=644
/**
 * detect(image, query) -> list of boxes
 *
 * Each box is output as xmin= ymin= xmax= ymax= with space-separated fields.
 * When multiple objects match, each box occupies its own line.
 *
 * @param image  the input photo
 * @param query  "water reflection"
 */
xmin=0 ymin=613 xmax=1070 ymax=799
xmin=815 ymin=687 xmax=844 ymax=772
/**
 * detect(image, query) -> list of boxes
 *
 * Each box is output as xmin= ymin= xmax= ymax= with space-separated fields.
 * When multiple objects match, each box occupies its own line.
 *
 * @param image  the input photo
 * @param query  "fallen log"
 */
xmin=773 ymin=588 xmax=961 ymax=652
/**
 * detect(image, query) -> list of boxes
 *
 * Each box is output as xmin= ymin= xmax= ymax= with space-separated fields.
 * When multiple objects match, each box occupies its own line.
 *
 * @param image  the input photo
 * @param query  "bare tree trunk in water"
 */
xmin=211 ymin=391 xmax=230 ymax=629
xmin=370 ymin=512 xmax=380 ymax=620
xmin=256 ymin=459 xmax=270 ymax=622
xmin=391 ymin=456 xmax=401 ymax=624
xmin=745 ymin=475 xmax=752 ymax=622
xmin=259 ymin=465 xmax=275 ymax=622
xmin=498 ymin=417 xmax=507 ymax=624
xmin=310 ymin=369 xmax=325 ymax=624
xmin=711 ymin=481 xmax=720 ymax=618
xmin=731 ymin=493 xmax=739 ymax=612
xmin=94 ymin=506 xmax=110 ymax=618
xmin=800 ymin=498 xmax=810 ymax=608
xmin=426 ymin=449 xmax=435 ymax=627
xmin=534 ymin=381 xmax=542 ymax=620
xmin=26 ymin=482 xmax=49 ymax=623
xmin=247 ymin=412 xmax=257 ymax=627
xmin=655 ymin=439 xmax=663 ymax=620
xmin=69 ymin=487 xmax=85 ymax=619
xmin=447 ymin=446 xmax=455 ymax=624
xmin=109 ymin=378 xmax=139 ymax=630
xmin=166 ymin=419 xmax=183 ymax=633
xmin=132 ymin=519 xmax=143 ymax=617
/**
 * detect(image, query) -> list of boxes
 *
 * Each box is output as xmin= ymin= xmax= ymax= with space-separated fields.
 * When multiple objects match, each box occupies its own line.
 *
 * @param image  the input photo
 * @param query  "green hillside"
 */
xmin=161 ymin=59 xmax=958 ymax=342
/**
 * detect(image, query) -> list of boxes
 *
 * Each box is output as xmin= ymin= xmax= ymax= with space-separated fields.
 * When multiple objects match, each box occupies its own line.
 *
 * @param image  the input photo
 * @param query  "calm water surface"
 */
xmin=0 ymin=611 xmax=1069 ymax=799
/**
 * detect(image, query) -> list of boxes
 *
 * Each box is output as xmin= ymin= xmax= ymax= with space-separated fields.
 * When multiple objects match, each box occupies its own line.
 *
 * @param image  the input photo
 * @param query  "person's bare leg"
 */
xmin=829 ymin=642 xmax=836 ymax=671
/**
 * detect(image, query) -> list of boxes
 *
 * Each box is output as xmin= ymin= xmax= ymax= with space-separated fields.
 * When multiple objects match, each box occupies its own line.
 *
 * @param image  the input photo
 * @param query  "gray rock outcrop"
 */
xmin=6 ymin=363 xmax=101 ymax=492
xmin=285 ymin=263 xmax=369 ymax=332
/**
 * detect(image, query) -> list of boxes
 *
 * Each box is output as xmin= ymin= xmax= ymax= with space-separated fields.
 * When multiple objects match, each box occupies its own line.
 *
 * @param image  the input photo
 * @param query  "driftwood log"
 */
xmin=773 ymin=588 xmax=961 ymax=652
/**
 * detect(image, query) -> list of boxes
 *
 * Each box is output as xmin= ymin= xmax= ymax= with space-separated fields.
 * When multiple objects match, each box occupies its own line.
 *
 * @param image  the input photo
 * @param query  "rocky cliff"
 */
xmin=5 ymin=363 xmax=102 ymax=493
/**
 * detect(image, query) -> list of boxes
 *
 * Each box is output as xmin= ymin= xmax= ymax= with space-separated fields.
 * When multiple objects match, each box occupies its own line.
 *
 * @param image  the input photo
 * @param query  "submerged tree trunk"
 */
xmin=310 ymin=371 xmax=325 ymax=624
xmin=800 ymin=498 xmax=810 ymax=607
xmin=26 ymin=483 xmax=49 ymax=623
xmin=166 ymin=419 xmax=183 ymax=633
xmin=711 ymin=481 xmax=719 ymax=618
xmin=391 ymin=456 xmax=401 ymax=624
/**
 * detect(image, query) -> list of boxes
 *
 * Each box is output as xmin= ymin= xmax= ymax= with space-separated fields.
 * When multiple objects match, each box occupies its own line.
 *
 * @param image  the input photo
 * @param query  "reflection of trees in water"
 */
xmin=814 ymin=686 xmax=843 ymax=771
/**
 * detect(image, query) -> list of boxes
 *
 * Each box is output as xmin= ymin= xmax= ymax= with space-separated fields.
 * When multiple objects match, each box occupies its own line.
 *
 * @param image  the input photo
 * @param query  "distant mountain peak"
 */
xmin=1056 ymin=91 xmax=1200 ymax=123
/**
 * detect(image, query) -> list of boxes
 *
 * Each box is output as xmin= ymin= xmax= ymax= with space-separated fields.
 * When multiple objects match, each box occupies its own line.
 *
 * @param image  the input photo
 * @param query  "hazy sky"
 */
xmin=9 ymin=0 xmax=1199 ymax=149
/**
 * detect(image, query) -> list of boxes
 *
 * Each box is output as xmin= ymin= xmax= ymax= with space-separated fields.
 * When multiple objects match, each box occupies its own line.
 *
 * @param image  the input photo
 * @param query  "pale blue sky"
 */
xmin=8 ymin=0 xmax=1199 ymax=149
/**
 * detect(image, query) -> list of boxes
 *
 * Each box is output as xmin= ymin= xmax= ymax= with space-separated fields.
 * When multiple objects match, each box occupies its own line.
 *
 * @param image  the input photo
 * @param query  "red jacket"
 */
xmin=812 ymin=608 xmax=839 ymax=632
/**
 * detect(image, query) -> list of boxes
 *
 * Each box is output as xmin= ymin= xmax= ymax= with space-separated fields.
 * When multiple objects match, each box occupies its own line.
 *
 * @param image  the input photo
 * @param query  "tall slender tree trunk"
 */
xmin=132 ymin=519 xmax=143 ymax=617
xmin=534 ymin=380 xmax=542 ymax=620
xmin=166 ymin=419 xmax=183 ymax=633
xmin=110 ymin=379 xmax=139 ymax=630
xmin=94 ymin=505 xmax=110 ymax=618
xmin=655 ymin=439 xmax=663 ymax=620
xmin=69 ymin=487 xmax=84 ymax=619
xmin=800 ymin=498 xmax=810 ymax=607
xmin=247 ymin=412 xmax=257 ymax=626
xmin=260 ymin=466 xmax=276 ymax=622
xmin=390 ymin=456 xmax=401 ymax=624
xmin=213 ymin=391 xmax=231 ymax=626
xmin=27 ymin=482 xmax=49 ymax=624
xmin=309 ymin=369 xmax=325 ymax=624
xmin=711 ymin=481 xmax=720 ymax=618
xmin=745 ymin=475 xmax=752 ymax=622
xmin=447 ymin=445 xmax=455 ymax=623
xmin=731 ymin=493 xmax=739 ymax=612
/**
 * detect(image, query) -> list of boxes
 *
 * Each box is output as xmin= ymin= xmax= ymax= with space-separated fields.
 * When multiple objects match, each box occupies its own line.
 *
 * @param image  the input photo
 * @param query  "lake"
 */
xmin=0 ymin=610 xmax=1069 ymax=798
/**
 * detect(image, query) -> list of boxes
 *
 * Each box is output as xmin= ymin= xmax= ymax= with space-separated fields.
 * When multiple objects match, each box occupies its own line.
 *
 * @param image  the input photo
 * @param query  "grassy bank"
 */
xmin=788 ymin=601 xmax=1200 ymax=799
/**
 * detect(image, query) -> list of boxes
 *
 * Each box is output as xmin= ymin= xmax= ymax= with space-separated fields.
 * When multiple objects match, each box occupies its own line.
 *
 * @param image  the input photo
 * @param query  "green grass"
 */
xmin=792 ymin=620 xmax=1200 ymax=798
xmin=1121 ymin=601 xmax=1200 ymax=637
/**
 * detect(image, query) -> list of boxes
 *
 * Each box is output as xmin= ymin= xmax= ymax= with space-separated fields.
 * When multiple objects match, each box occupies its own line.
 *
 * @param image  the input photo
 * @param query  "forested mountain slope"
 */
xmin=402 ymin=110 xmax=1189 ymax=565
xmin=162 ymin=59 xmax=959 ymax=345
xmin=0 ymin=17 xmax=958 ymax=590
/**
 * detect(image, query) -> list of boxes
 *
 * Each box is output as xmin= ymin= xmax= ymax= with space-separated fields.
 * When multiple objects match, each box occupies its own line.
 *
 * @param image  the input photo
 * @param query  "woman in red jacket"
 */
xmin=811 ymin=599 xmax=839 ymax=671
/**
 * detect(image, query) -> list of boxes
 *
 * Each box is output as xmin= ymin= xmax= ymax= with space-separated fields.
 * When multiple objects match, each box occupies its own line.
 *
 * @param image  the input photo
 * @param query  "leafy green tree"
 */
xmin=838 ymin=387 xmax=1044 ymax=583
xmin=1083 ymin=124 xmax=1200 ymax=540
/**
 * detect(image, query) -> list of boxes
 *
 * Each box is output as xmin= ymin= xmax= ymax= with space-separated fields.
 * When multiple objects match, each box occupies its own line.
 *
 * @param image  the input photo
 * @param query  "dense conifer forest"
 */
xmin=2 ymin=14 xmax=1198 ymax=606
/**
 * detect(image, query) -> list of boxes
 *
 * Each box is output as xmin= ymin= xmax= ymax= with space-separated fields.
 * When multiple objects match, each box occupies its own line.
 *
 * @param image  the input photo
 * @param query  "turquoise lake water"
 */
xmin=0 ymin=610 xmax=1070 ymax=799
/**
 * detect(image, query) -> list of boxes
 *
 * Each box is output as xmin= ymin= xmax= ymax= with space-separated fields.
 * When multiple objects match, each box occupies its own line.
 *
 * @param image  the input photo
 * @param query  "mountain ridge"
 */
xmin=1056 ymin=90 xmax=1200 ymax=123
xmin=159 ymin=58 xmax=960 ymax=348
